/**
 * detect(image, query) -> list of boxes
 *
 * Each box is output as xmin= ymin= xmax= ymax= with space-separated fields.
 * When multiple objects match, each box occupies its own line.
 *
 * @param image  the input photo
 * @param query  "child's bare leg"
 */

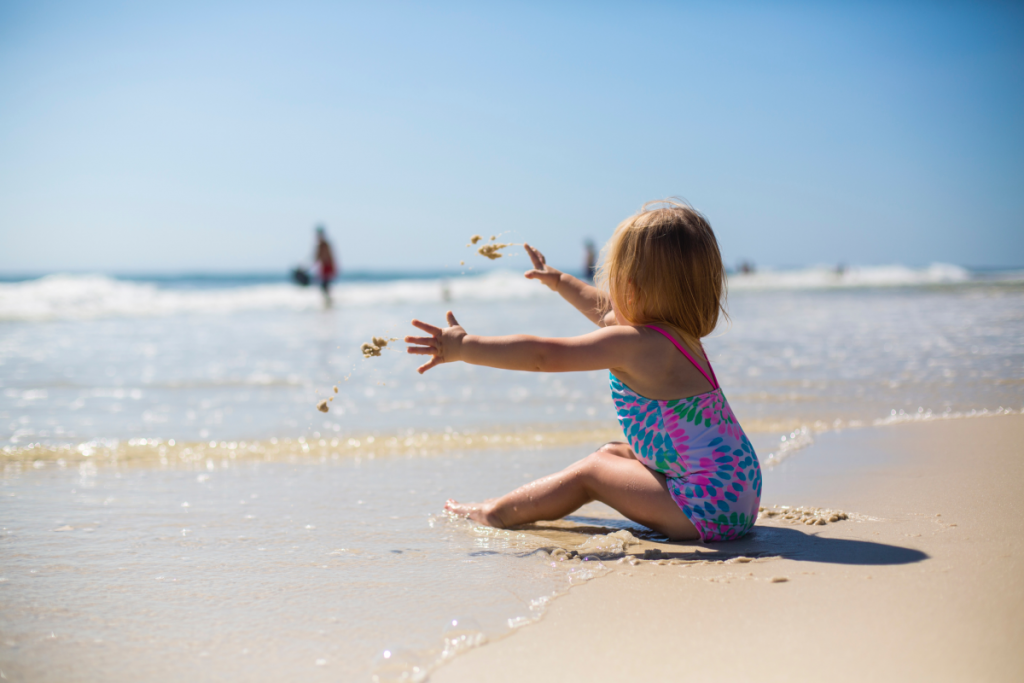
xmin=445 ymin=442 xmax=699 ymax=541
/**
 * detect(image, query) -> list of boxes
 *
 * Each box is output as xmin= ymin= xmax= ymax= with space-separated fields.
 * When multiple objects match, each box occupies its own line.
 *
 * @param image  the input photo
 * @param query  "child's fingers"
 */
xmin=524 ymin=244 xmax=544 ymax=269
xmin=416 ymin=356 xmax=444 ymax=374
xmin=410 ymin=318 xmax=441 ymax=335
xmin=406 ymin=345 xmax=437 ymax=355
xmin=404 ymin=335 xmax=437 ymax=347
xmin=445 ymin=310 xmax=460 ymax=327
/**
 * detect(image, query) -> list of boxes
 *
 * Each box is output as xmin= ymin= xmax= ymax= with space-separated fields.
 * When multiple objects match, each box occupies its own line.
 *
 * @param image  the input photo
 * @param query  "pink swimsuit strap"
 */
xmin=646 ymin=325 xmax=719 ymax=390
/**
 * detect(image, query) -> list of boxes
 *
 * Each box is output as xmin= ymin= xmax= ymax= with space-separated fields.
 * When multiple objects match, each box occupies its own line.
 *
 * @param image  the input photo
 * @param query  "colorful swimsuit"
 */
xmin=610 ymin=326 xmax=762 ymax=542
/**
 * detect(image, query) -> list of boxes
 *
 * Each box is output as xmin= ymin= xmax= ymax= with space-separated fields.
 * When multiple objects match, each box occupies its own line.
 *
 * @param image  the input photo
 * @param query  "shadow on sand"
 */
xmin=699 ymin=525 xmax=929 ymax=566
xmin=525 ymin=516 xmax=929 ymax=567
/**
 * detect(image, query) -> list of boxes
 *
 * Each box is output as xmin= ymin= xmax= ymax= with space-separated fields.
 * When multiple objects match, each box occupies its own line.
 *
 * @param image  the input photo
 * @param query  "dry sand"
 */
xmin=434 ymin=414 xmax=1024 ymax=683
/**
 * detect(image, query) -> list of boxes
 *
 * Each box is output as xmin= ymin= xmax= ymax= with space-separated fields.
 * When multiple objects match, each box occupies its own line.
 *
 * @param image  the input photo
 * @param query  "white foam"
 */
xmin=728 ymin=263 xmax=973 ymax=291
xmin=758 ymin=407 xmax=1022 ymax=470
xmin=0 ymin=274 xmax=317 ymax=321
xmin=1 ymin=263 xmax=1015 ymax=321
xmin=0 ymin=271 xmax=550 ymax=321
xmin=761 ymin=426 xmax=815 ymax=468
xmin=872 ymin=405 xmax=1020 ymax=427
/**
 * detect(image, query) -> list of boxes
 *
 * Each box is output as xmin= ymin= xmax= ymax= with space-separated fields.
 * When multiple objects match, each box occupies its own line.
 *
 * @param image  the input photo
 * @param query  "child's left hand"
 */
xmin=405 ymin=311 xmax=467 ymax=374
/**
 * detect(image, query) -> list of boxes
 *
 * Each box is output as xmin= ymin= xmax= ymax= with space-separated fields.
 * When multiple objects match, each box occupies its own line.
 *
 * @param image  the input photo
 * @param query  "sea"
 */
xmin=1 ymin=265 xmax=1022 ymax=682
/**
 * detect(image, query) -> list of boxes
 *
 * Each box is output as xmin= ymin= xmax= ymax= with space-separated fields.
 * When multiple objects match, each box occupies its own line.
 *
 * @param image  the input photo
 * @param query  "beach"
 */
xmin=1 ymin=270 xmax=1022 ymax=682
xmin=4 ymin=2 xmax=1022 ymax=679
xmin=435 ymin=414 xmax=1024 ymax=683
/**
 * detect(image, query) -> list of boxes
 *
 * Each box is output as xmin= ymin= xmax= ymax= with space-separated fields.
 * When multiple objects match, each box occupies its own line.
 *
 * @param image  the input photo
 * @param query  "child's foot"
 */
xmin=444 ymin=499 xmax=506 ymax=528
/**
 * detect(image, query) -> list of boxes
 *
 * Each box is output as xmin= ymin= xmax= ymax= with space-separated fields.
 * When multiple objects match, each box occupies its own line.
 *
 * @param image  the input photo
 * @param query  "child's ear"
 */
xmin=625 ymin=280 xmax=636 ymax=307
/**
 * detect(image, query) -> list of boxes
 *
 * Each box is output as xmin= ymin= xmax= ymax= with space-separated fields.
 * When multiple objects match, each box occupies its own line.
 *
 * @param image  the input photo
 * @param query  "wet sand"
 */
xmin=434 ymin=414 xmax=1024 ymax=682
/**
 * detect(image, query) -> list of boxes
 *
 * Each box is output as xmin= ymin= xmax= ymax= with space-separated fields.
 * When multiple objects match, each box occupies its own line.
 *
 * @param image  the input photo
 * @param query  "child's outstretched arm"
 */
xmin=405 ymin=311 xmax=637 ymax=375
xmin=523 ymin=244 xmax=615 ymax=327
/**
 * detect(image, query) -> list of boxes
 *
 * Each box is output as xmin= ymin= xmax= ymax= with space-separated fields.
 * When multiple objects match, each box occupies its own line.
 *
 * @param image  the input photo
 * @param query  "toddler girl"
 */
xmin=405 ymin=200 xmax=761 ymax=542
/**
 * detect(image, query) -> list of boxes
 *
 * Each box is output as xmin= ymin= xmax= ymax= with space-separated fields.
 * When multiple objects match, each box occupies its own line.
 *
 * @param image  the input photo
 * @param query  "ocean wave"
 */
xmin=0 ymin=271 xmax=547 ymax=321
xmin=728 ymin=263 xmax=976 ymax=290
xmin=1 ymin=264 xmax=1018 ymax=321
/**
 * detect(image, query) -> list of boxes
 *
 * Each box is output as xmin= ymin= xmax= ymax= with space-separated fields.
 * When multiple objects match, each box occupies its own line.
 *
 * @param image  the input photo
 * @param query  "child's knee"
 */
xmin=597 ymin=442 xmax=635 ymax=459
xmin=576 ymin=450 xmax=621 ymax=483
xmin=569 ymin=452 xmax=605 ymax=482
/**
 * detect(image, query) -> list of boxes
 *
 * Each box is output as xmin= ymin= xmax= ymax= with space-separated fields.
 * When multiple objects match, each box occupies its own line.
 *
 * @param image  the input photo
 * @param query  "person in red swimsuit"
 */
xmin=314 ymin=225 xmax=338 ymax=306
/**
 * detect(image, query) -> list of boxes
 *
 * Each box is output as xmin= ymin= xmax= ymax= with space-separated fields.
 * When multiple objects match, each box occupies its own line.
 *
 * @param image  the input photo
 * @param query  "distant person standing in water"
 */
xmin=584 ymin=239 xmax=597 ymax=281
xmin=314 ymin=225 xmax=338 ymax=306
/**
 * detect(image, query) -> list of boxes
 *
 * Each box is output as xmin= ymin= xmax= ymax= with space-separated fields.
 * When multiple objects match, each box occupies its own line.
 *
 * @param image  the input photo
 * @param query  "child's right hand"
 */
xmin=524 ymin=244 xmax=563 ymax=292
xmin=405 ymin=311 xmax=467 ymax=374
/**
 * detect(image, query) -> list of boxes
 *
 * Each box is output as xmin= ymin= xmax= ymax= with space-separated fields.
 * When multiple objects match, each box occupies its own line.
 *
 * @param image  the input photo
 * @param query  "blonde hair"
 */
xmin=595 ymin=199 xmax=727 ymax=352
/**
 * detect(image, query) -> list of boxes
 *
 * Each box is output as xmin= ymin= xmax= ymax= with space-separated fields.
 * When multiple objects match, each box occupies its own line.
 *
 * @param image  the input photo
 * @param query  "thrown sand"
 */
xmin=465 ymin=234 xmax=520 ymax=260
xmin=477 ymin=242 xmax=515 ymax=260
xmin=316 ymin=399 xmax=329 ymax=413
xmin=361 ymin=336 xmax=399 ymax=358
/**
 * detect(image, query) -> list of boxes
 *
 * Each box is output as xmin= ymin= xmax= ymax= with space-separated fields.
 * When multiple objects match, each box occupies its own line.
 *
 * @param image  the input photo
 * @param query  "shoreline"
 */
xmin=4 ymin=407 xmax=1017 ymax=469
xmin=433 ymin=414 xmax=1024 ymax=682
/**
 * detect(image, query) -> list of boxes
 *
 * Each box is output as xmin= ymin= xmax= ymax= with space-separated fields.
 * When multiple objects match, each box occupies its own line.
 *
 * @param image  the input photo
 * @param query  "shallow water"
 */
xmin=0 ymin=446 xmax=621 ymax=683
xmin=3 ymin=278 xmax=1021 ymax=450
xmin=1 ymin=270 xmax=1022 ymax=681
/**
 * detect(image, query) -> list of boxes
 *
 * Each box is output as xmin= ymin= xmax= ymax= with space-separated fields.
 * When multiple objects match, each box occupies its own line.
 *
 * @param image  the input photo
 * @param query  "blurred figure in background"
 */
xmin=583 ymin=239 xmax=597 ymax=281
xmin=314 ymin=225 xmax=338 ymax=306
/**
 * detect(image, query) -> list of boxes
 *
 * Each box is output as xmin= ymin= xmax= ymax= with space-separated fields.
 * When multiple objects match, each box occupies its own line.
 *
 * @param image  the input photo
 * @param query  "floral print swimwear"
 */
xmin=610 ymin=326 xmax=762 ymax=542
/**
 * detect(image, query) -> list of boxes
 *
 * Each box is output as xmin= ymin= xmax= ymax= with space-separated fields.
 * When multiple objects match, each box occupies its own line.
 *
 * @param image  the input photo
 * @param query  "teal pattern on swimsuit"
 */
xmin=610 ymin=371 xmax=762 ymax=542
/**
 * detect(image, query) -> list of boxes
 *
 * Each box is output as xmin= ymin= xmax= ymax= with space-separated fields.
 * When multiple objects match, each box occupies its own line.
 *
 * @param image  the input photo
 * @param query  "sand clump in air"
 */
xmin=759 ymin=505 xmax=850 ymax=525
xmin=362 ymin=336 xmax=399 ymax=358
xmin=315 ymin=386 xmax=340 ymax=413
xmin=477 ymin=242 xmax=515 ymax=260
xmin=467 ymin=234 xmax=520 ymax=261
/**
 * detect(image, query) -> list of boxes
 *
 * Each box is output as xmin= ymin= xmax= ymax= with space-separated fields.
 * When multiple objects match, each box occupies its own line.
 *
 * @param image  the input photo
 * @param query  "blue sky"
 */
xmin=1 ymin=1 xmax=1021 ymax=273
